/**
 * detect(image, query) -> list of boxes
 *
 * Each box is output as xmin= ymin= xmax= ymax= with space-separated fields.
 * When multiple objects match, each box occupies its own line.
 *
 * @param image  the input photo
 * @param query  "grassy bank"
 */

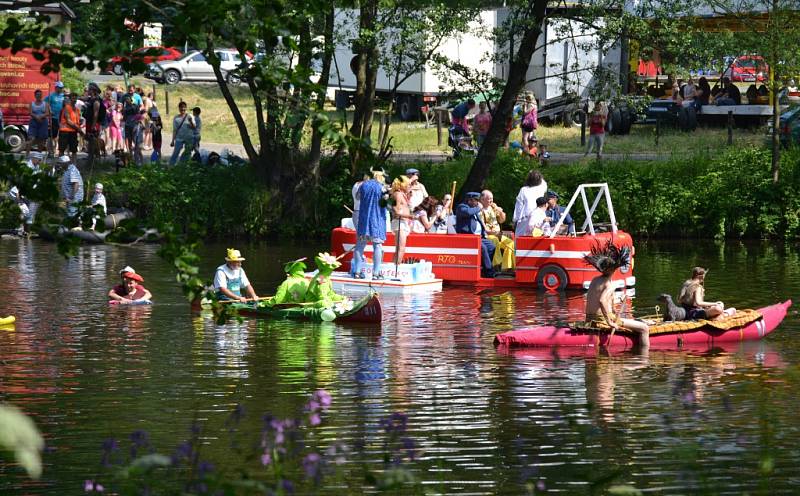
xmin=120 ymin=79 xmax=766 ymax=156
xmin=96 ymin=145 xmax=800 ymax=241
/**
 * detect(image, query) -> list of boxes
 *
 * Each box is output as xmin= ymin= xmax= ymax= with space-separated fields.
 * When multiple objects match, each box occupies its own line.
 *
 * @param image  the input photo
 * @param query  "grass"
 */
xmin=121 ymin=78 xmax=769 ymax=157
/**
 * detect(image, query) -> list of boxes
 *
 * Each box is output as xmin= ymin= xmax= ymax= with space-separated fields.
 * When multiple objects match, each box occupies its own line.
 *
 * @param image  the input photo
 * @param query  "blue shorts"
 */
xmin=28 ymin=118 xmax=49 ymax=139
xmin=685 ymin=307 xmax=707 ymax=320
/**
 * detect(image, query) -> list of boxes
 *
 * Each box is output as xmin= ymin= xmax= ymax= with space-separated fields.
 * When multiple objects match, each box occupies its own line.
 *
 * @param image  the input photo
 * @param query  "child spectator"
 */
xmin=473 ymin=101 xmax=492 ymax=147
xmin=132 ymin=111 xmax=145 ymax=166
xmin=192 ymin=106 xmax=202 ymax=151
xmin=584 ymin=102 xmax=607 ymax=159
xmin=150 ymin=111 xmax=163 ymax=163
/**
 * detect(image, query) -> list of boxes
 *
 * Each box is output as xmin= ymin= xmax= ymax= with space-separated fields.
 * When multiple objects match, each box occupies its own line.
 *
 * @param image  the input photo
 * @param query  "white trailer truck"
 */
xmin=330 ymin=7 xmax=626 ymax=122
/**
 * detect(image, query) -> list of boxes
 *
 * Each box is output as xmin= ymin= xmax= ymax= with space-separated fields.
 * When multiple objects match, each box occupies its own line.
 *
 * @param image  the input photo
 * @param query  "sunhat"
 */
xmin=225 ymin=248 xmax=246 ymax=262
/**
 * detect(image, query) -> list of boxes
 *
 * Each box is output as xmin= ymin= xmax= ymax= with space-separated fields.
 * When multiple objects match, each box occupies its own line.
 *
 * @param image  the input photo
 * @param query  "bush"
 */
xmin=98 ymin=147 xmax=800 ymax=240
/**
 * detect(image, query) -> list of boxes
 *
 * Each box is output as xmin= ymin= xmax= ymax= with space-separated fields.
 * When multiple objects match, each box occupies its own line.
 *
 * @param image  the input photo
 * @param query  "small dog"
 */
xmin=95 ymin=137 xmax=107 ymax=158
xmin=657 ymin=293 xmax=686 ymax=321
xmin=113 ymin=149 xmax=132 ymax=173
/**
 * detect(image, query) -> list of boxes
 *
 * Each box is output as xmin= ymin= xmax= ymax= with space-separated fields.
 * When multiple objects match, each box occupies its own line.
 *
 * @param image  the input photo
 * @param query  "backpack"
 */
xmin=123 ymin=95 xmax=139 ymax=118
xmin=83 ymin=97 xmax=107 ymax=128
xmin=522 ymin=109 xmax=537 ymax=130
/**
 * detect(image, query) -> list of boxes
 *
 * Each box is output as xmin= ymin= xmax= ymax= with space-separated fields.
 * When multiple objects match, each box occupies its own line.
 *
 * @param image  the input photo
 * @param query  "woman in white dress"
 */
xmin=512 ymin=170 xmax=547 ymax=237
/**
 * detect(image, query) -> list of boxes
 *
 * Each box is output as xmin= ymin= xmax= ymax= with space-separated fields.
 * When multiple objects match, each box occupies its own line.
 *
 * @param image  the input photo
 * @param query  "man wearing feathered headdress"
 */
xmin=584 ymin=240 xmax=649 ymax=348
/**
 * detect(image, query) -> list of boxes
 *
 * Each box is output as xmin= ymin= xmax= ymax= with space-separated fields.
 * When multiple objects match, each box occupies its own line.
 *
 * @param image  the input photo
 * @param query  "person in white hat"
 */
xmin=57 ymin=155 xmax=83 ymax=217
xmin=213 ymin=248 xmax=259 ymax=302
xmin=90 ymin=183 xmax=107 ymax=230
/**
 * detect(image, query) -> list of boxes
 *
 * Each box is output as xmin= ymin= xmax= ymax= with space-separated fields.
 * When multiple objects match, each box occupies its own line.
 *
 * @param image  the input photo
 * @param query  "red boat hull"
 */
xmin=494 ymin=300 xmax=792 ymax=349
xmin=331 ymin=227 xmax=635 ymax=289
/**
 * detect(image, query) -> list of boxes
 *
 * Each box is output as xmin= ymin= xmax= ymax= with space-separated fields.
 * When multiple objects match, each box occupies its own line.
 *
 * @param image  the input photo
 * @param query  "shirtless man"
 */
xmin=584 ymin=241 xmax=649 ymax=348
xmin=390 ymin=175 xmax=413 ymax=264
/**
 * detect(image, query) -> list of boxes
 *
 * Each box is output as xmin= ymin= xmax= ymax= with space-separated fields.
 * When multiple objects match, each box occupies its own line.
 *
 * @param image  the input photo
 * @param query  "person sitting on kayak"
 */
xmin=677 ymin=267 xmax=733 ymax=320
xmin=214 ymin=248 xmax=259 ymax=302
xmin=584 ymin=241 xmax=649 ymax=348
xmin=108 ymin=268 xmax=152 ymax=304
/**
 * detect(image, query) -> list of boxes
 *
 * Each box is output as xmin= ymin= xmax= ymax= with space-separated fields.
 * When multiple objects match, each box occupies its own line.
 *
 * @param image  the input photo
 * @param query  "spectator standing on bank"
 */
xmin=150 ymin=111 xmax=163 ymax=163
xmin=28 ymin=89 xmax=49 ymax=153
xmin=584 ymin=101 xmax=607 ymax=159
xmin=45 ymin=81 xmax=65 ymax=156
xmin=169 ymin=101 xmax=196 ymax=166
xmin=121 ymin=84 xmax=143 ymax=153
xmin=192 ymin=106 xmax=202 ymax=152
xmin=473 ymin=101 xmax=492 ymax=147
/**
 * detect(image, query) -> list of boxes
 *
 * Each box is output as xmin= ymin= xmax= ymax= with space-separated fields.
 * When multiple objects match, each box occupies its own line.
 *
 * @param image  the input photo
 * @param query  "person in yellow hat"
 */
xmin=214 ymin=248 xmax=259 ymax=302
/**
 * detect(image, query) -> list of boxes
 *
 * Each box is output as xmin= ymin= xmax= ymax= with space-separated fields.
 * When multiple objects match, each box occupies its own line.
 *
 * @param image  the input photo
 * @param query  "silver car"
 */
xmin=145 ymin=49 xmax=245 ymax=85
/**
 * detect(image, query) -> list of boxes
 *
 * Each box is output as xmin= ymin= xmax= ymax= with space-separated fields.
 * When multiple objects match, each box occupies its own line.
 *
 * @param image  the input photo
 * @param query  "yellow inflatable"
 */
xmin=0 ymin=316 xmax=16 ymax=325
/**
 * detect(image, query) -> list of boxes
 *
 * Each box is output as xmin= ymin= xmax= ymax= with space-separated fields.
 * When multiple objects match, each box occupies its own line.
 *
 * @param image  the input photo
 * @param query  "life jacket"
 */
xmin=60 ymin=104 xmax=79 ymax=133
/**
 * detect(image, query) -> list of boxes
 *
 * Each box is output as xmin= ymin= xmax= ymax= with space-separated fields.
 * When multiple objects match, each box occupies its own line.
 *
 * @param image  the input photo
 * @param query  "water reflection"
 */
xmin=1 ymin=239 xmax=800 ymax=494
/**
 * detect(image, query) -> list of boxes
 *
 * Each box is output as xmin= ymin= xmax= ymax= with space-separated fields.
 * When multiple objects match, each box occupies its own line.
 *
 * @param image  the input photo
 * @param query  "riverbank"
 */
xmin=111 ymin=79 xmax=768 ymax=155
xmin=91 ymin=145 xmax=800 ymax=241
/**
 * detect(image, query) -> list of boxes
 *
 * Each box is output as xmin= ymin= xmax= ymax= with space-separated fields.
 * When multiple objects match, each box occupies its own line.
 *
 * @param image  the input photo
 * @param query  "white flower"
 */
xmin=334 ymin=298 xmax=354 ymax=314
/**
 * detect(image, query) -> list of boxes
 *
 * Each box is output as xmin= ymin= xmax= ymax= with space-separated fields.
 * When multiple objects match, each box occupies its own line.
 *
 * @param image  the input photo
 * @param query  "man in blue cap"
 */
xmin=405 ymin=168 xmax=428 ymax=210
xmin=545 ymin=190 xmax=575 ymax=235
xmin=455 ymin=191 xmax=496 ymax=278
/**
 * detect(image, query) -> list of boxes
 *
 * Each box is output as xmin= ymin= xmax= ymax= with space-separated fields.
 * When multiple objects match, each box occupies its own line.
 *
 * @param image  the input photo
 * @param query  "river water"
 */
xmin=1 ymin=238 xmax=799 ymax=494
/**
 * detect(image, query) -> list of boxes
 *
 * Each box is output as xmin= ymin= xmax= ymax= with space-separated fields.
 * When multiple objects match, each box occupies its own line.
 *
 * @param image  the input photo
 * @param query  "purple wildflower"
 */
xmin=309 ymin=413 xmax=321 ymax=426
xmin=84 ymin=480 xmax=104 ymax=492
xmin=280 ymin=478 xmax=295 ymax=494
xmin=100 ymin=439 xmax=118 ymax=468
xmin=302 ymin=452 xmax=322 ymax=480
xmin=261 ymin=452 xmax=272 ymax=466
xmin=536 ymin=480 xmax=546 ymax=491
xmin=198 ymin=461 xmax=214 ymax=477
xmin=402 ymin=437 xmax=417 ymax=461
xmin=314 ymin=390 xmax=332 ymax=408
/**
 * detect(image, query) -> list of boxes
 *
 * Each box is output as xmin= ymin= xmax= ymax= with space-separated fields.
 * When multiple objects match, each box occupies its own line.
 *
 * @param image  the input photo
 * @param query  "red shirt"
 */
xmin=112 ymin=284 xmax=148 ymax=300
xmin=473 ymin=112 xmax=492 ymax=135
xmin=589 ymin=113 xmax=606 ymax=135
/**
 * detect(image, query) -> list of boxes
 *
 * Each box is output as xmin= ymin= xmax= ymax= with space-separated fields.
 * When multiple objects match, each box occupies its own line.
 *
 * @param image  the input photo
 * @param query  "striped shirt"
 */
xmin=61 ymin=164 xmax=84 ymax=202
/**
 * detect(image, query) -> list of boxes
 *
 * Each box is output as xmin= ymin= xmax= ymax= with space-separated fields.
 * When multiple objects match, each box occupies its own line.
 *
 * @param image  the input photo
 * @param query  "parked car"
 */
xmin=105 ymin=46 xmax=183 ymax=76
xmin=145 ymin=49 xmax=248 ymax=85
xmin=723 ymin=55 xmax=769 ymax=83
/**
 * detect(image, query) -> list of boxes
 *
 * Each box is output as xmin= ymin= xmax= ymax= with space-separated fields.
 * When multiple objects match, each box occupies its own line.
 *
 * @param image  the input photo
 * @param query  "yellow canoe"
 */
xmin=0 ymin=316 xmax=16 ymax=325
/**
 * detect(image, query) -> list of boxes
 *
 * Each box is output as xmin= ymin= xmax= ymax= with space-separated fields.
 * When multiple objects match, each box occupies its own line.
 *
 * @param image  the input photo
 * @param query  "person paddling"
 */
xmin=108 ymin=267 xmax=152 ymax=304
xmin=584 ymin=241 xmax=649 ymax=349
xmin=214 ymin=248 xmax=259 ymax=302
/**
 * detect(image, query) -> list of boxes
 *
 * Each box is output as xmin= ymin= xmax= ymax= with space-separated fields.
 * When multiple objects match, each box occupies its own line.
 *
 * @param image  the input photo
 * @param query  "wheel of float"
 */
xmin=607 ymin=108 xmax=622 ymax=135
xmin=619 ymin=109 xmax=633 ymax=135
xmin=537 ymin=265 xmax=569 ymax=291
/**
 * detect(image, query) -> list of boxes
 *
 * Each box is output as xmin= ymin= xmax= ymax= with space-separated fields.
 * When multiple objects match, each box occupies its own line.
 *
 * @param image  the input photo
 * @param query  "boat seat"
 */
xmin=572 ymin=308 xmax=763 ymax=336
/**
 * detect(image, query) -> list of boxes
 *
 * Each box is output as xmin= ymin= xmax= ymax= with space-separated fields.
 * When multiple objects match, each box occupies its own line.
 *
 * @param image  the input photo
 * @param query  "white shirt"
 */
xmin=408 ymin=182 xmax=428 ymax=210
xmin=352 ymin=181 xmax=362 ymax=211
xmin=91 ymin=192 xmax=107 ymax=215
xmin=214 ymin=263 xmax=251 ymax=291
xmin=512 ymin=181 xmax=547 ymax=237
xmin=528 ymin=207 xmax=549 ymax=236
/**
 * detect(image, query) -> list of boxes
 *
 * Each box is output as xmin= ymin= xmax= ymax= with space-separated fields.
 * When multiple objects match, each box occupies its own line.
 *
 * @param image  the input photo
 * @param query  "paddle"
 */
xmin=448 ymin=181 xmax=457 ymax=214
xmin=392 ymin=218 xmax=402 ymax=281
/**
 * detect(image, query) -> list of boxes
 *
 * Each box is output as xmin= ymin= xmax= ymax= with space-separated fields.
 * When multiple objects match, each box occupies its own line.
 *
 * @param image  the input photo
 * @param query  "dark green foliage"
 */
xmin=99 ymin=147 xmax=800 ymax=240
xmin=99 ymin=158 xmax=355 ymax=239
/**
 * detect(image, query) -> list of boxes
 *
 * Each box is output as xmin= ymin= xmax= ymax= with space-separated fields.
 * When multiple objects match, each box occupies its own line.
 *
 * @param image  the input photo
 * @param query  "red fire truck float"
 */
xmin=0 ymin=48 xmax=60 ymax=152
xmin=331 ymin=183 xmax=636 ymax=290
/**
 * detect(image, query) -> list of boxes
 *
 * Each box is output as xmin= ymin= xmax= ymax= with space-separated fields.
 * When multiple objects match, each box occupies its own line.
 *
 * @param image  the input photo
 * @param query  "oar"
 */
xmin=448 ymin=181 xmax=457 ymax=214
xmin=392 ymin=216 xmax=402 ymax=281
xmin=343 ymin=204 xmax=353 ymax=214
xmin=220 ymin=296 xmax=262 ymax=304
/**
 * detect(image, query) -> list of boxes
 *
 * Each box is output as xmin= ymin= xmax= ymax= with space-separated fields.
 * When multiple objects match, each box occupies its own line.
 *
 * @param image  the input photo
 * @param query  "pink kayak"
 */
xmin=494 ymin=300 xmax=792 ymax=349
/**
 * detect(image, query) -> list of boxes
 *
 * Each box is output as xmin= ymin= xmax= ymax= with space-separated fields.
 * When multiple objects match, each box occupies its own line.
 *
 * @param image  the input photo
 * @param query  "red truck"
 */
xmin=0 ymin=48 xmax=60 ymax=152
